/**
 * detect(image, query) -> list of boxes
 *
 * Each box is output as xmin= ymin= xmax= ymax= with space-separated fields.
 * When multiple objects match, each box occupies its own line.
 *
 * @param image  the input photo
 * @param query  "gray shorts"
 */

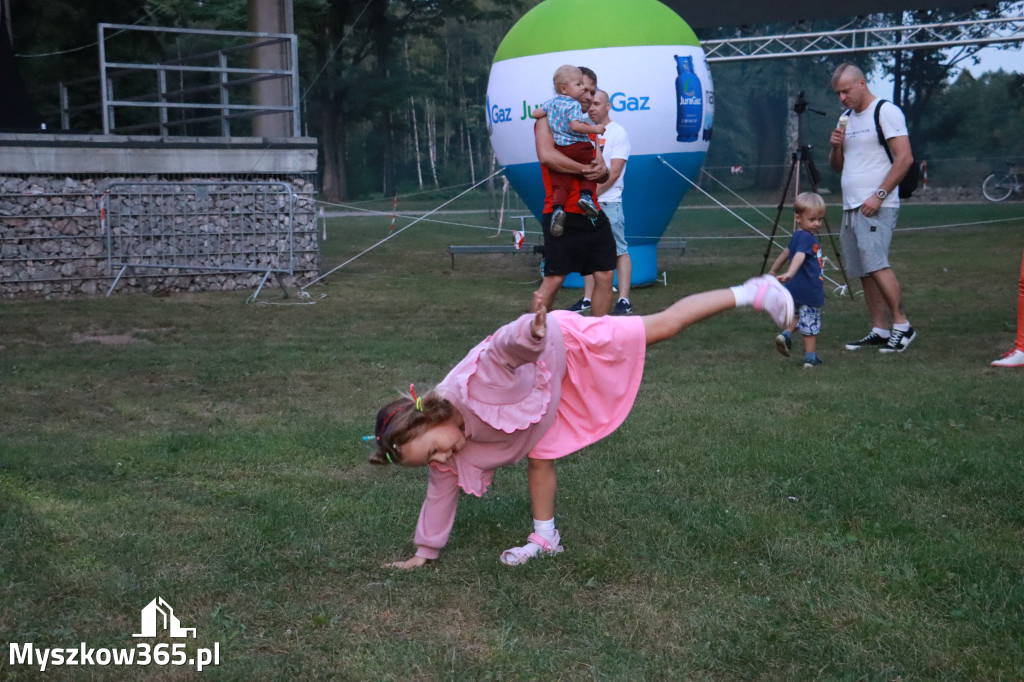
xmin=602 ymin=201 xmax=629 ymax=257
xmin=840 ymin=207 xmax=898 ymax=278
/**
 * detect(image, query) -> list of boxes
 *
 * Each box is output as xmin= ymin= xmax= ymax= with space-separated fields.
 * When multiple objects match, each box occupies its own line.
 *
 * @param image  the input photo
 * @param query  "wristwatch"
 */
xmin=875 ymin=188 xmax=888 ymax=200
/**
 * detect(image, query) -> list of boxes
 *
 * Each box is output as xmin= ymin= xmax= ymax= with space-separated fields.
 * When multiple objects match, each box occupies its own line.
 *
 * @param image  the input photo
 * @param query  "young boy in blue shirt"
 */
xmin=769 ymin=192 xmax=827 ymax=367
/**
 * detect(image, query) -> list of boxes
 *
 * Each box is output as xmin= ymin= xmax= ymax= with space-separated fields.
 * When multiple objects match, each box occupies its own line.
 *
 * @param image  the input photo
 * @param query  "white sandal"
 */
xmin=499 ymin=531 xmax=564 ymax=566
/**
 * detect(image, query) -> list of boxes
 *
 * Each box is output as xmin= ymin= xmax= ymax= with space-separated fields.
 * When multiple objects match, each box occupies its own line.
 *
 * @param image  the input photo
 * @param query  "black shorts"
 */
xmin=541 ymin=211 xmax=617 ymax=277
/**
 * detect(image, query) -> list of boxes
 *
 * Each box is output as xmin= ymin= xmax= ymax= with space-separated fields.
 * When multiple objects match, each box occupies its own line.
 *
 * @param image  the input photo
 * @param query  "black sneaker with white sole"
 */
xmin=844 ymin=332 xmax=888 ymax=351
xmin=879 ymin=327 xmax=917 ymax=353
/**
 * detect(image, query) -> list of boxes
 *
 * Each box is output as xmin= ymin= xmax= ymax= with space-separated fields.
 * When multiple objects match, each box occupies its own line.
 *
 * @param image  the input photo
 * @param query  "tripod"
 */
xmin=759 ymin=94 xmax=850 ymax=295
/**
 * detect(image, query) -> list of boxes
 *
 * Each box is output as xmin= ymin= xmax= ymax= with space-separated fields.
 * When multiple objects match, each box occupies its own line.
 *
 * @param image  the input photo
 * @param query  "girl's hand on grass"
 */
xmin=386 ymin=556 xmax=429 ymax=570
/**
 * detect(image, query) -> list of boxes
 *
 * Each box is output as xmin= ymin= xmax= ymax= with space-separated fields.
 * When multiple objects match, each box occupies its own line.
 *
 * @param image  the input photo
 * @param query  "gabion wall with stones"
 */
xmin=0 ymin=175 xmax=319 ymax=298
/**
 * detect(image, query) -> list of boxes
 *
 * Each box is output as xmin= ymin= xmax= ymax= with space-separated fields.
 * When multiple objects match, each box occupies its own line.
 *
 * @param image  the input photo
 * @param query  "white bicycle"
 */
xmin=982 ymin=163 xmax=1023 ymax=202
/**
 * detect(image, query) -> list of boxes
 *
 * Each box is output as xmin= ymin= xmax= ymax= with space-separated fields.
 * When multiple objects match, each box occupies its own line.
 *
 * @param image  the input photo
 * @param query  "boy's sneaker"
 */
xmin=577 ymin=194 xmax=599 ymax=218
xmin=775 ymin=332 xmax=792 ymax=357
xmin=844 ymin=332 xmax=888 ymax=351
xmin=568 ymin=298 xmax=591 ymax=313
xmin=550 ymin=208 xmax=566 ymax=237
xmin=744 ymin=275 xmax=794 ymax=329
xmin=991 ymin=349 xmax=1024 ymax=367
xmin=803 ymin=357 xmax=823 ymax=368
xmin=879 ymin=327 xmax=917 ymax=353
xmin=613 ymin=298 xmax=633 ymax=315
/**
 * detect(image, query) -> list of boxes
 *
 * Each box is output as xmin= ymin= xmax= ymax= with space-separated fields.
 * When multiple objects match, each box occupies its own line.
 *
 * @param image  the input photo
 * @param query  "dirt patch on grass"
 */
xmin=71 ymin=329 xmax=151 ymax=345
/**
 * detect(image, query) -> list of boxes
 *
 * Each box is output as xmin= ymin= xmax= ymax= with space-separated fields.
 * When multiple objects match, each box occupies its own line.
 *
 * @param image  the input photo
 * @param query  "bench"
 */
xmin=656 ymin=238 xmax=688 ymax=256
xmin=447 ymin=243 xmax=543 ymax=269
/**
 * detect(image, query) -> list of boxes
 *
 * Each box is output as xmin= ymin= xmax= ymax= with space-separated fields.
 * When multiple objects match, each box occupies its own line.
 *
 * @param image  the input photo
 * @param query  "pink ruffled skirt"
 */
xmin=530 ymin=311 xmax=647 ymax=459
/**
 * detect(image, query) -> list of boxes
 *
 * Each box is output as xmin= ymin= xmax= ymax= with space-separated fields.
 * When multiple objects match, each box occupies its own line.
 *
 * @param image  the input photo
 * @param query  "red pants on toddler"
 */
xmin=546 ymin=141 xmax=596 ymax=208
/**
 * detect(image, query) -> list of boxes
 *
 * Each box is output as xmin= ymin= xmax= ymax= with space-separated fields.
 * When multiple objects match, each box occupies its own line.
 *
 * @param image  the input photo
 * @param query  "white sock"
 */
xmin=730 ymin=284 xmax=754 ymax=307
xmin=893 ymin=321 xmax=911 ymax=333
xmin=872 ymin=326 xmax=891 ymax=339
xmin=533 ymin=517 xmax=557 ymax=544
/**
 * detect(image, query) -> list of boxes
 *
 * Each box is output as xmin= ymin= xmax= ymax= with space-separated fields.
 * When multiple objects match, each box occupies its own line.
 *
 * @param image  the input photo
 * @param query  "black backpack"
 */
xmin=872 ymin=100 xmax=919 ymax=198
xmin=844 ymin=100 xmax=920 ymax=198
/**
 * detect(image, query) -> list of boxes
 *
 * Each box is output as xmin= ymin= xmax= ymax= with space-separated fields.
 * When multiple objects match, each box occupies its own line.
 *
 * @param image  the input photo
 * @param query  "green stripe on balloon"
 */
xmin=493 ymin=0 xmax=699 ymax=62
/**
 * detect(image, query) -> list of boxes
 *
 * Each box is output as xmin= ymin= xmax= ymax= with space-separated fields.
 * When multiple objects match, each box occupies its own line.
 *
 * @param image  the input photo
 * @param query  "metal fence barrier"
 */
xmin=37 ymin=24 xmax=300 ymax=136
xmin=103 ymin=181 xmax=297 ymax=297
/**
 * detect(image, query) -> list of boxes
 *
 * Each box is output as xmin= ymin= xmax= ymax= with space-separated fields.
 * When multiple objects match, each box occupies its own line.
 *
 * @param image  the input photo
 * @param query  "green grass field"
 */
xmin=2 ymin=198 xmax=1023 ymax=680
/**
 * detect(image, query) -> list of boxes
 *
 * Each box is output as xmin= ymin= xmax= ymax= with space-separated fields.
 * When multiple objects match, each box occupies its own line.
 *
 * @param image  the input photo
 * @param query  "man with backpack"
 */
xmin=829 ymin=62 xmax=918 ymax=353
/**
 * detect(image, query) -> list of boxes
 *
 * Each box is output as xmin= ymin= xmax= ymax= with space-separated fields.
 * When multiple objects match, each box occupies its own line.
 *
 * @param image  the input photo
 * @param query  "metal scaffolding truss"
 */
xmin=703 ymin=16 xmax=1024 ymax=62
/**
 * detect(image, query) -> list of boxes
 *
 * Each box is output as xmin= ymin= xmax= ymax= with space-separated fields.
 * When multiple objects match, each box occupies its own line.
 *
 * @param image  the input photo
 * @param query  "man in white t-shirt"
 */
xmin=568 ymin=89 xmax=634 ymax=315
xmin=829 ymin=62 xmax=917 ymax=353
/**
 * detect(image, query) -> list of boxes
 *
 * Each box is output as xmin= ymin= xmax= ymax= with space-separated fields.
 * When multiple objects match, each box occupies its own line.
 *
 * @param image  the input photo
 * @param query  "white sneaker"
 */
xmin=991 ymin=349 xmax=1024 ymax=367
xmin=744 ymin=275 xmax=794 ymax=329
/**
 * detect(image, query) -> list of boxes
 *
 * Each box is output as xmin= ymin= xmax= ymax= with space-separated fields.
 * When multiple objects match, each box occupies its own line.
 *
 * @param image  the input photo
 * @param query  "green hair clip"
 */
xmin=363 ymin=434 xmax=396 ymax=464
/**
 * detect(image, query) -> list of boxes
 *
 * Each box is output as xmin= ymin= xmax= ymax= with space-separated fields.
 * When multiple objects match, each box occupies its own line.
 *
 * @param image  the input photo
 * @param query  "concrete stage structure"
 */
xmin=0 ymin=134 xmax=318 ymax=298
xmin=0 ymin=7 xmax=319 ymax=299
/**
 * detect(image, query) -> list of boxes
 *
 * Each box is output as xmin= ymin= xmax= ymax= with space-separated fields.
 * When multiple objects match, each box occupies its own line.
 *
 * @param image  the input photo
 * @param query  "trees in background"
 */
xmin=872 ymin=5 xmax=1023 ymax=160
xmin=302 ymin=0 xmax=499 ymax=200
xmin=923 ymin=69 xmax=1024 ymax=165
xmin=10 ymin=0 xmax=527 ymax=201
xmin=701 ymin=8 xmax=1024 ymax=194
xmin=697 ymin=15 xmax=869 ymax=194
xmin=8 ymin=0 xmax=1023 ymax=199
xmin=701 ymin=56 xmax=844 ymax=192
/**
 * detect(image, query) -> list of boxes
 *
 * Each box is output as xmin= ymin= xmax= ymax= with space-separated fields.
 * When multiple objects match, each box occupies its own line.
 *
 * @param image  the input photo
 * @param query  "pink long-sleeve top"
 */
xmin=413 ymin=313 xmax=567 ymax=560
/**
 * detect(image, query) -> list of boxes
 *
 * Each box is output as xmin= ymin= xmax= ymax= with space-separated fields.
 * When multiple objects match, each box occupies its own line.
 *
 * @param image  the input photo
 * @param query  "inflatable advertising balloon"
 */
xmin=486 ymin=0 xmax=714 ymax=285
